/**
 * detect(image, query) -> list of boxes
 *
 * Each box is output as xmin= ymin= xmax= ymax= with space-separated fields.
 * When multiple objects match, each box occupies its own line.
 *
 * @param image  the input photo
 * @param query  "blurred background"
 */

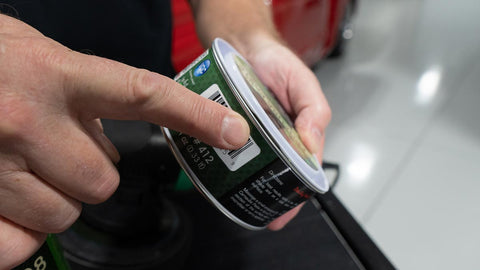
xmin=317 ymin=0 xmax=480 ymax=269
xmin=170 ymin=0 xmax=480 ymax=268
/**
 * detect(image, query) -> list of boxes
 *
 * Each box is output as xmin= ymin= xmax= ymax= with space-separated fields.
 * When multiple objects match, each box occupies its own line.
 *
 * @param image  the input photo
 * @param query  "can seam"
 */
xmin=161 ymin=128 xmax=266 ymax=231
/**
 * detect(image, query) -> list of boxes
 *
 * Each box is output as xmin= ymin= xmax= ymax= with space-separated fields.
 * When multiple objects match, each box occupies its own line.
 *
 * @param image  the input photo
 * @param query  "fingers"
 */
xmin=247 ymin=42 xmax=331 ymax=156
xmin=0 ymin=16 xmax=247 ymax=269
xmin=19 ymin=117 xmax=120 ymax=204
xmin=82 ymin=119 xmax=120 ymax=163
xmin=0 ymin=171 xmax=82 ymax=233
xmin=281 ymin=58 xmax=330 ymax=156
xmin=61 ymin=52 xmax=250 ymax=149
xmin=294 ymin=104 xmax=329 ymax=160
xmin=0 ymin=216 xmax=47 ymax=270
xmin=267 ymin=203 xmax=305 ymax=231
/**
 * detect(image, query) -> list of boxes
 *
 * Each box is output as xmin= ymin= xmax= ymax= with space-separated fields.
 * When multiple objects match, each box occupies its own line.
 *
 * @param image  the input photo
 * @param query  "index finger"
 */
xmin=60 ymin=51 xmax=250 ymax=149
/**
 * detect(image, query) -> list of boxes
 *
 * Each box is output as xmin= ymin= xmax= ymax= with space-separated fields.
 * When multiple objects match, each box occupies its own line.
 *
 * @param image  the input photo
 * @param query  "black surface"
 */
xmin=58 ymin=199 xmax=192 ymax=270
xmin=315 ymin=192 xmax=396 ymax=270
xmin=1 ymin=0 xmax=175 ymax=77
xmin=171 ymin=190 xmax=364 ymax=270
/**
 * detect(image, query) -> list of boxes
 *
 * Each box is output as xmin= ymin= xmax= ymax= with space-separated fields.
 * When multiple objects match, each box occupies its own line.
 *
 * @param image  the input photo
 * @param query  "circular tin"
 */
xmin=162 ymin=38 xmax=329 ymax=230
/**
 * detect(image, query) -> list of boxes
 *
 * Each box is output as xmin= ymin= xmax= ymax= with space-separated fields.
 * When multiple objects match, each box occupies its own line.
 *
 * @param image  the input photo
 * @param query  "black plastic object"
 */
xmin=168 ymin=162 xmax=395 ymax=270
xmin=57 ymin=120 xmax=190 ymax=270
xmin=313 ymin=191 xmax=396 ymax=270
xmin=172 ymin=190 xmax=364 ymax=270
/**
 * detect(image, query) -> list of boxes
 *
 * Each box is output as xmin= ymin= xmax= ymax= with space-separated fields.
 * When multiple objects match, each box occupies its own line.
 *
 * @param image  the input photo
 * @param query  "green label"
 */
xmin=233 ymin=55 xmax=319 ymax=170
xmin=171 ymin=49 xmax=277 ymax=198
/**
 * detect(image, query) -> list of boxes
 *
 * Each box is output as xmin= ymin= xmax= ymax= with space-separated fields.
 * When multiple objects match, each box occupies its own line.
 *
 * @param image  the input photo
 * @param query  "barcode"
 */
xmin=201 ymin=84 xmax=261 ymax=171
xmin=227 ymin=138 xmax=254 ymax=159
xmin=208 ymin=92 xmax=228 ymax=107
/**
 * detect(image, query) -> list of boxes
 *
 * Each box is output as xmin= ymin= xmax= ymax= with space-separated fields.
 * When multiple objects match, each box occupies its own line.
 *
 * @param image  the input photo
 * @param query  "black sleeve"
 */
xmin=1 ymin=0 xmax=175 ymax=77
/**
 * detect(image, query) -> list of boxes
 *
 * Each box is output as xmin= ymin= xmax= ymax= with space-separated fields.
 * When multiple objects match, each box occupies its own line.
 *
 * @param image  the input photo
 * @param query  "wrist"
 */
xmin=226 ymin=30 xmax=286 ymax=62
xmin=192 ymin=0 xmax=284 ymax=59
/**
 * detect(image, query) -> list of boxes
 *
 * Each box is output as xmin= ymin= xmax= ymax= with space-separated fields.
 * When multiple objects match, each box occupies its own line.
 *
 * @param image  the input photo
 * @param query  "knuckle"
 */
xmin=0 ymin=14 xmax=42 ymax=36
xmin=83 ymin=165 xmax=119 ymax=204
xmin=27 ymin=37 xmax=67 ymax=67
xmin=0 ymin=97 xmax=35 ymax=141
xmin=0 ymin=171 xmax=82 ymax=233
xmin=322 ymin=104 xmax=332 ymax=124
xmin=312 ymin=100 xmax=332 ymax=126
xmin=44 ymin=203 xmax=81 ymax=233
xmin=14 ymin=35 xmax=66 ymax=71
xmin=68 ymin=147 xmax=120 ymax=204
xmin=125 ymin=69 xmax=163 ymax=109
xmin=18 ymin=189 xmax=82 ymax=233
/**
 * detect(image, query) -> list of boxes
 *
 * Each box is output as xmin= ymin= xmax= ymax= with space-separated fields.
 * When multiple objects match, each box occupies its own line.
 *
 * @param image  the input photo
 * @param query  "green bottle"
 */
xmin=13 ymin=234 xmax=70 ymax=270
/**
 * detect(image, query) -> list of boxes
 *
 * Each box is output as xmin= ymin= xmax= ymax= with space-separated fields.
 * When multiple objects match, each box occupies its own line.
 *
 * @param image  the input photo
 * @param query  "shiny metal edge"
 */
xmin=211 ymin=40 xmax=327 ymax=194
xmin=161 ymin=127 xmax=266 ymax=231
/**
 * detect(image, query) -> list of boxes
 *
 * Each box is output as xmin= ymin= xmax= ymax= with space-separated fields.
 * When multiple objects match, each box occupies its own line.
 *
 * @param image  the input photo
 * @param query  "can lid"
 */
xmin=212 ymin=38 xmax=329 ymax=194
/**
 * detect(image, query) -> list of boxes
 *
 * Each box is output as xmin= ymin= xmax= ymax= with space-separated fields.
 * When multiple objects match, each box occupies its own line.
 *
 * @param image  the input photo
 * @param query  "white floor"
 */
xmin=314 ymin=0 xmax=480 ymax=269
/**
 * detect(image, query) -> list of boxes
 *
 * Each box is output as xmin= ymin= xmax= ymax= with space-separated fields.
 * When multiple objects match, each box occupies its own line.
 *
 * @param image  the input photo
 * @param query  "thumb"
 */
xmin=61 ymin=51 xmax=250 ymax=149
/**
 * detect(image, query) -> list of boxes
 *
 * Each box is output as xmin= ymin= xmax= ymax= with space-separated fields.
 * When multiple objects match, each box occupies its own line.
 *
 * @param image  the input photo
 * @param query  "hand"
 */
xmin=243 ymin=35 xmax=331 ymax=230
xmin=0 ymin=15 xmax=249 ymax=269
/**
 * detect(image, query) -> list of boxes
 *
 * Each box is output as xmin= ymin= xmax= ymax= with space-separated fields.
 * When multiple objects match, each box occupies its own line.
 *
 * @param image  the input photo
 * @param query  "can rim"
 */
xmin=162 ymin=128 xmax=266 ymax=231
xmin=212 ymin=38 xmax=329 ymax=194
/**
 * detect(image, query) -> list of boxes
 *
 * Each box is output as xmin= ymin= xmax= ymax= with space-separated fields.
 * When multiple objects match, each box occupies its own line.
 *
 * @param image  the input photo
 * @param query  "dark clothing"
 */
xmin=1 ymin=0 xmax=174 ymax=77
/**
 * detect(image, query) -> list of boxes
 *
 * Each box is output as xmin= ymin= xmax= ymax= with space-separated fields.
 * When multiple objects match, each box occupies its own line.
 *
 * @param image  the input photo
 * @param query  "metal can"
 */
xmin=162 ymin=38 xmax=329 ymax=230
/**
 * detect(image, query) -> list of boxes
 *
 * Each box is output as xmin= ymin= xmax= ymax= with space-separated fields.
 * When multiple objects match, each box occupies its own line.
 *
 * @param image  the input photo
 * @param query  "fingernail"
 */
xmin=221 ymin=113 xmax=250 ymax=148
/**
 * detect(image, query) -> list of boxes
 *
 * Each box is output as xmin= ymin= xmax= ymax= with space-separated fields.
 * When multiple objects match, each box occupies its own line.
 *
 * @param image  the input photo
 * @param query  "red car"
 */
xmin=171 ymin=0 xmax=356 ymax=72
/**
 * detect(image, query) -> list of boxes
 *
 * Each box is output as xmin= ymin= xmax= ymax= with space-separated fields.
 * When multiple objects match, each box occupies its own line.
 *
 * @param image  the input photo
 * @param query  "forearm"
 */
xmin=189 ymin=0 xmax=281 ymax=57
